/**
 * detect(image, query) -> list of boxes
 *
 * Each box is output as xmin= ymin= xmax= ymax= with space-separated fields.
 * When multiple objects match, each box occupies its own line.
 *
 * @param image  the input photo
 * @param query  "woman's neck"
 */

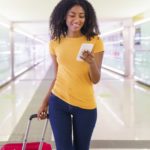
xmin=67 ymin=32 xmax=82 ymax=38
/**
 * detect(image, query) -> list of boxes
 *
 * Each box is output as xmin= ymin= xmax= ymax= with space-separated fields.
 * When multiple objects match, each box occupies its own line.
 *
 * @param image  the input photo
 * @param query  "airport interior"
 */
xmin=0 ymin=0 xmax=150 ymax=149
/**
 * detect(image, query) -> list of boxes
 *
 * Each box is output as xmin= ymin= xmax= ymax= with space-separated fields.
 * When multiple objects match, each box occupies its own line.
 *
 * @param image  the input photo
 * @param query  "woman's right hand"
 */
xmin=37 ymin=103 xmax=48 ymax=120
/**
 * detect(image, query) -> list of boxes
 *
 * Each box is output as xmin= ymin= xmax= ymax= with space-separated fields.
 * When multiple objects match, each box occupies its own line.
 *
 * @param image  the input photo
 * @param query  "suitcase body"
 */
xmin=1 ymin=142 xmax=51 ymax=150
xmin=1 ymin=114 xmax=52 ymax=150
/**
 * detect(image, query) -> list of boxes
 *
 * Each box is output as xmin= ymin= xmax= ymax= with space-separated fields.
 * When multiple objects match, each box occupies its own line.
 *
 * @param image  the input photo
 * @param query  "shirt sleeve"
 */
xmin=49 ymin=40 xmax=55 ymax=55
xmin=93 ymin=36 xmax=104 ymax=53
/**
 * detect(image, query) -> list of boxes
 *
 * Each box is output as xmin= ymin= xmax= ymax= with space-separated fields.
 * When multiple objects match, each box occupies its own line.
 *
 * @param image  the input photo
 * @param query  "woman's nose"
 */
xmin=74 ymin=17 xmax=81 ymax=23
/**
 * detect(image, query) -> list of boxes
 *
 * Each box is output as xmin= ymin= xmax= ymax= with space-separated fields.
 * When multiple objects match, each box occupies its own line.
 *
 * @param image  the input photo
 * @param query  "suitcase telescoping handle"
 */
xmin=22 ymin=113 xmax=49 ymax=150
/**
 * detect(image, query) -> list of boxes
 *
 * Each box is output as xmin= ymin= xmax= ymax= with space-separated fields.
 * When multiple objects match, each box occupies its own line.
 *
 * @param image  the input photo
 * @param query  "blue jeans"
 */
xmin=48 ymin=93 xmax=97 ymax=150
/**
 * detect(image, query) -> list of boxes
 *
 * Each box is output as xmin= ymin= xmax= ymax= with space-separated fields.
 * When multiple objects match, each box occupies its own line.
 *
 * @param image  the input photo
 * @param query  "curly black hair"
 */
xmin=49 ymin=0 xmax=100 ymax=41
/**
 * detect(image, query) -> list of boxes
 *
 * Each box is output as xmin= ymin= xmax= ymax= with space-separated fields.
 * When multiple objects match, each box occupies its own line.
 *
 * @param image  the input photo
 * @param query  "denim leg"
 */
xmin=72 ymin=108 xmax=97 ymax=150
xmin=48 ymin=94 xmax=74 ymax=150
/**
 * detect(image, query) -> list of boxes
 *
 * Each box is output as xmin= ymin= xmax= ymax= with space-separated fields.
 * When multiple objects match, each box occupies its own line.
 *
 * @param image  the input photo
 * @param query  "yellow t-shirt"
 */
xmin=49 ymin=35 xmax=104 ymax=109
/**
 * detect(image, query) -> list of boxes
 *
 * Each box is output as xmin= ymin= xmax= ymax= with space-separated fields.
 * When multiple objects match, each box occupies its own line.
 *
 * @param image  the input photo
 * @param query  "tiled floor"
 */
xmin=0 ymin=59 xmax=52 ymax=142
xmin=93 ymin=69 xmax=150 ymax=141
xmin=0 ymin=59 xmax=150 ymax=149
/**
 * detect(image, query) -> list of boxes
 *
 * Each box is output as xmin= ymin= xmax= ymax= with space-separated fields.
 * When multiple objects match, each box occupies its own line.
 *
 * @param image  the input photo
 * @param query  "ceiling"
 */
xmin=0 ymin=0 xmax=150 ymax=42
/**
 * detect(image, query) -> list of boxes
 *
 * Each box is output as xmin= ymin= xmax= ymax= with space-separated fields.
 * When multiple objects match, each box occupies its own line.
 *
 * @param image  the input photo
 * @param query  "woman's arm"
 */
xmin=89 ymin=52 xmax=104 ymax=83
xmin=41 ymin=55 xmax=58 ymax=105
xmin=81 ymin=51 xmax=104 ymax=84
xmin=37 ymin=54 xmax=58 ymax=119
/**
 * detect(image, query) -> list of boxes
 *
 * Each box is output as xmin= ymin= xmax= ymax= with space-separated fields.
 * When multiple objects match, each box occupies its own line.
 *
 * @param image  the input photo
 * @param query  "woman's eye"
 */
xmin=80 ymin=16 xmax=85 ymax=18
xmin=69 ymin=15 xmax=75 ymax=18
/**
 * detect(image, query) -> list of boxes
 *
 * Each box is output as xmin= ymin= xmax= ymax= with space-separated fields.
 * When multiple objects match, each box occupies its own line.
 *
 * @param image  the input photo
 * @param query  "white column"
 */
xmin=122 ymin=19 xmax=135 ymax=78
xmin=10 ymin=22 xmax=15 ymax=79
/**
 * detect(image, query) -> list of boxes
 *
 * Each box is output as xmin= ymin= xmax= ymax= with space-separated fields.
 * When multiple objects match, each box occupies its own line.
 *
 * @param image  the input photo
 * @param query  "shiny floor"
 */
xmin=0 ymin=59 xmax=150 ymax=150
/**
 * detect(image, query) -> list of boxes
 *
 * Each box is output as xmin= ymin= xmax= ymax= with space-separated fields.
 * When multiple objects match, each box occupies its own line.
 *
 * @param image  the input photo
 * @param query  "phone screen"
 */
xmin=76 ymin=43 xmax=94 ymax=61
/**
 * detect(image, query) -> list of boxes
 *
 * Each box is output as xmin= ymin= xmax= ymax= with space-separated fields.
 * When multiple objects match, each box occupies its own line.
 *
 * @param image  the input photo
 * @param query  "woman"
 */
xmin=38 ymin=0 xmax=104 ymax=150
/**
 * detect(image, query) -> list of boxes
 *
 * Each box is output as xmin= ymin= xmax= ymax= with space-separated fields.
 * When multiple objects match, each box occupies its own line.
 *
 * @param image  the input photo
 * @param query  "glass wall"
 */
xmin=14 ymin=32 xmax=32 ymax=75
xmin=0 ymin=22 xmax=47 ymax=87
xmin=0 ymin=24 xmax=11 ymax=85
xmin=13 ymin=30 xmax=46 ymax=76
xmin=134 ymin=21 xmax=150 ymax=86
xmin=34 ymin=41 xmax=46 ymax=64
xmin=102 ymin=30 xmax=126 ymax=75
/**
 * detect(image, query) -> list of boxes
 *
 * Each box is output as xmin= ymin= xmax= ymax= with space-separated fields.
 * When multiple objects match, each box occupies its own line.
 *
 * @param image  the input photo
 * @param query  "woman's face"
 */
xmin=66 ymin=5 xmax=85 ymax=35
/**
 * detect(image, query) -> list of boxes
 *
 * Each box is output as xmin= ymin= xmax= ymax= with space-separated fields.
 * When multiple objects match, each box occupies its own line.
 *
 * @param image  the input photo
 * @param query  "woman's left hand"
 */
xmin=80 ymin=50 xmax=95 ymax=65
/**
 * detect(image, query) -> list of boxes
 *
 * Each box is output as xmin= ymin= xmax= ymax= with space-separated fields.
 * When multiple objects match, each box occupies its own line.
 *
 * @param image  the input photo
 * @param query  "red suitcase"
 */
xmin=1 ymin=114 xmax=52 ymax=150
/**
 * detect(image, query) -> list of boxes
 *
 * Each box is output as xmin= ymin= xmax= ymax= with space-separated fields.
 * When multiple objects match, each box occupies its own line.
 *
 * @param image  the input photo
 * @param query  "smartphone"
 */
xmin=76 ymin=43 xmax=94 ymax=61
